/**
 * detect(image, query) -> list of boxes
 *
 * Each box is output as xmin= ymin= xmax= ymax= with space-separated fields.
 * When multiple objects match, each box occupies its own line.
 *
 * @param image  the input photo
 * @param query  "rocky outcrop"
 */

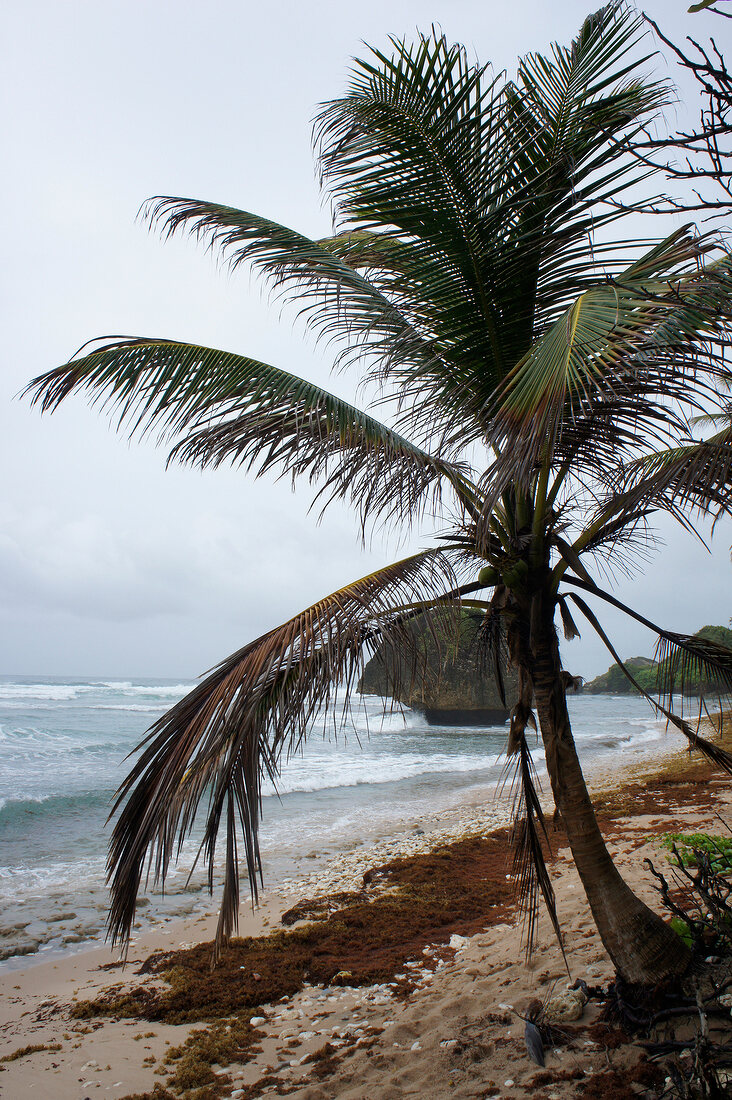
xmin=359 ymin=612 xmax=516 ymax=725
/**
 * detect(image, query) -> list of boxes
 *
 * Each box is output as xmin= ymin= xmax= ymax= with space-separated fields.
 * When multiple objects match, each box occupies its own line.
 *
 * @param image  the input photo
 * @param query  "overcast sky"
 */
xmin=1 ymin=0 xmax=729 ymax=680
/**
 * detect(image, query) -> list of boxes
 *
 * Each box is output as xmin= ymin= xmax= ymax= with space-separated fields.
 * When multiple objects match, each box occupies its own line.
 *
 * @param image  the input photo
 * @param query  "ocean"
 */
xmin=0 ymin=676 xmax=676 ymax=968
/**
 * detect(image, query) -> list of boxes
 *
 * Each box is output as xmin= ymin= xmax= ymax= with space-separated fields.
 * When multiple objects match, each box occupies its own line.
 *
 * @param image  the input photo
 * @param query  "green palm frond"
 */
xmin=610 ymin=423 xmax=732 ymax=525
xmin=482 ymin=232 xmax=732 ymax=496
xmin=500 ymin=5 xmax=666 ymax=345
xmin=140 ymin=9 xmax=668 ymax=458
xmin=316 ymin=5 xmax=663 ymax=360
xmin=107 ymin=549 xmax=476 ymax=957
xmin=315 ymin=229 xmax=410 ymax=274
xmin=26 ymin=338 xmax=479 ymax=527
xmin=141 ymin=198 xmax=441 ymax=377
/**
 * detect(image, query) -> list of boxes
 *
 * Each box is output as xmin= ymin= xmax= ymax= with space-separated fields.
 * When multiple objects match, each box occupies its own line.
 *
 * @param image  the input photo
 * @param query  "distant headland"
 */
xmin=584 ymin=625 xmax=732 ymax=695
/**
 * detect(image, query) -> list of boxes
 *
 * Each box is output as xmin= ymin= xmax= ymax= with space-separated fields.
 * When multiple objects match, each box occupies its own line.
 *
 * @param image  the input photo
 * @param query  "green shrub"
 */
xmin=659 ymin=833 xmax=732 ymax=874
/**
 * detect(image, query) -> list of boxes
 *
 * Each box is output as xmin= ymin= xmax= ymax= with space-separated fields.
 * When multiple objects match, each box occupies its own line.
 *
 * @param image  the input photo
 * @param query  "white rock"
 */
xmin=250 ymin=1015 xmax=266 ymax=1026
xmin=449 ymin=934 xmax=468 ymax=949
xmin=544 ymin=988 xmax=587 ymax=1023
xmin=504 ymin=1079 xmax=515 ymax=1088
xmin=411 ymin=1040 xmax=421 ymax=1050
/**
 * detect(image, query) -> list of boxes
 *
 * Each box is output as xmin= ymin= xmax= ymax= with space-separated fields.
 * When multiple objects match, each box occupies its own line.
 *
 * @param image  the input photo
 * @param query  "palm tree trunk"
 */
xmin=529 ymin=595 xmax=689 ymax=985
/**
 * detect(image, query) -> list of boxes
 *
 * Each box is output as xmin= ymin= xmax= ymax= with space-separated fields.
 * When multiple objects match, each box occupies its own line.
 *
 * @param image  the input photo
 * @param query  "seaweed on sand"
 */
xmin=71 ymin=833 xmax=517 ymax=1025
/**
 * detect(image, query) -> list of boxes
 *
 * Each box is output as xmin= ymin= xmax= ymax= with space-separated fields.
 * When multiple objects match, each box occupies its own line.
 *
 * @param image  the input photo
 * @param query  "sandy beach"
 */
xmin=1 ymin=723 xmax=729 ymax=1100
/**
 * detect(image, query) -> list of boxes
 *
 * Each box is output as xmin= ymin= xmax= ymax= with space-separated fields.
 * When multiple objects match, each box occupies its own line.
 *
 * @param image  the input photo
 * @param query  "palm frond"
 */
xmin=25 ymin=338 xmax=478 ymax=527
xmin=503 ymin=730 xmax=566 ymax=965
xmin=106 ymin=549 xmax=474 ymax=957
xmin=557 ymin=596 xmax=581 ymax=641
xmin=482 ymin=233 xmax=732 ymax=497
xmin=69 ymin=8 xmax=673 ymax=465
xmin=555 ymin=506 xmax=660 ymax=586
xmin=476 ymin=603 xmax=509 ymax=707
xmin=312 ymin=8 xmax=667 ymax=427
xmin=610 ymin=422 xmax=732 ymax=526
xmin=654 ymin=631 xmax=732 ymax=706
xmin=502 ymin=3 xmax=667 ymax=345
xmin=140 ymin=197 xmax=445 ymax=384
xmin=564 ymin=574 xmax=732 ymax=698
xmin=567 ymin=591 xmax=732 ymax=775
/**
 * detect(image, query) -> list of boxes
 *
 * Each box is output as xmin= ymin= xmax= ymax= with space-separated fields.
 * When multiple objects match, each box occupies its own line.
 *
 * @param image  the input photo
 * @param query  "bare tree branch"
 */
xmin=626 ymin=12 xmax=732 ymax=219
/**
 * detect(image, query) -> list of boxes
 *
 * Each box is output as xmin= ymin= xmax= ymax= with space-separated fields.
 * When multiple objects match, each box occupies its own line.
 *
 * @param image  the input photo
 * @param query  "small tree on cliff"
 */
xmin=28 ymin=3 xmax=732 ymax=983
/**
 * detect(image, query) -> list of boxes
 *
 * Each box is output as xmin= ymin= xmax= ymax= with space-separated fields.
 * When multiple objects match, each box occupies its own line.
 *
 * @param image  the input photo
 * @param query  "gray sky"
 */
xmin=1 ymin=0 xmax=729 ymax=679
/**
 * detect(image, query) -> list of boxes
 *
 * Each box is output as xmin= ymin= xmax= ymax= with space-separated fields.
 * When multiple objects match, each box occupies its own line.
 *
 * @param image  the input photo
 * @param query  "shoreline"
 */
xmin=0 ymin=721 xmax=686 ymax=981
xmin=1 ymin=720 xmax=726 ymax=1098
xmin=0 ymin=709 xmax=684 ymax=975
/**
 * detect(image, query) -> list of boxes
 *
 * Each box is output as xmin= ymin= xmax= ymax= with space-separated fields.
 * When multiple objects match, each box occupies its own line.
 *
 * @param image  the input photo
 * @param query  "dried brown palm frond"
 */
xmin=106 ymin=548 xmax=478 ymax=959
xmin=501 ymin=715 xmax=566 ymax=966
xmin=475 ymin=601 xmax=509 ymax=707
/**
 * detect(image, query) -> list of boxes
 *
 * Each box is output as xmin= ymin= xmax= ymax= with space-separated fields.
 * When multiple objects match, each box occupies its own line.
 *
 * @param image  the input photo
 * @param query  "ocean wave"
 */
xmin=1 ymin=751 xmax=504 ymax=818
xmin=0 ymin=857 xmax=105 ymax=895
xmin=103 ymin=683 xmax=196 ymax=697
xmin=0 ymin=790 xmax=113 ymax=826
xmin=0 ymin=725 xmax=134 ymax=753
xmin=263 ymin=751 xmax=503 ymax=796
xmin=91 ymin=704 xmax=167 ymax=713
xmin=0 ymin=684 xmax=79 ymax=701
xmin=0 ymin=680 xmax=196 ymax=703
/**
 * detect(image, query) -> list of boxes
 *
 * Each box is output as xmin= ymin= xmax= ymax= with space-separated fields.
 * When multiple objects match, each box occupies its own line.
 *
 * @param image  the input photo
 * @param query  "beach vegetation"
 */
xmin=648 ymin=834 xmax=732 ymax=958
xmin=27 ymin=2 xmax=732 ymax=985
xmin=660 ymin=831 xmax=732 ymax=873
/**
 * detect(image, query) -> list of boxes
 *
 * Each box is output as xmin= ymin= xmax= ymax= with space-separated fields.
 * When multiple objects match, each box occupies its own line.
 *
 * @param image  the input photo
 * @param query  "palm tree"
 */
xmin=27 ymin=3 xmax=732 ymax=984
